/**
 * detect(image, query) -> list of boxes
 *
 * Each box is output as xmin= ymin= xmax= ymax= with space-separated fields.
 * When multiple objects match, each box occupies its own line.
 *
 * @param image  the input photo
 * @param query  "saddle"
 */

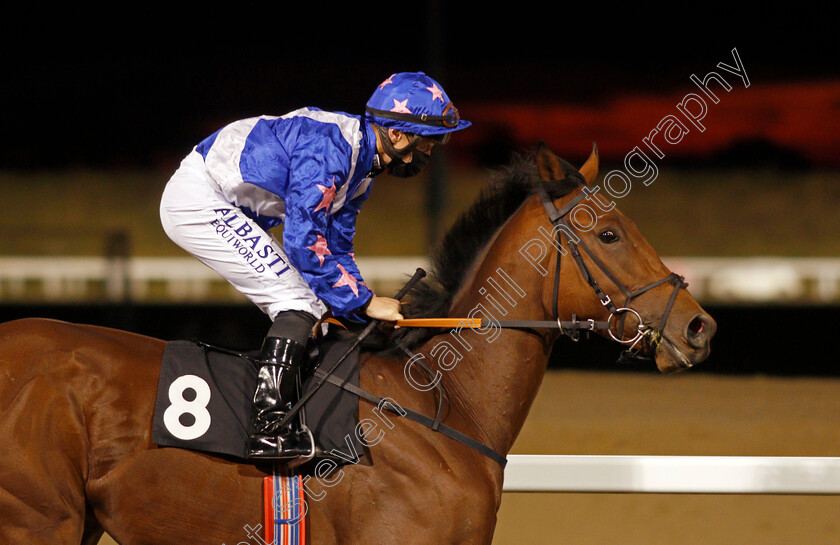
xmin=152 ymin=329 xmax=366 ymax=466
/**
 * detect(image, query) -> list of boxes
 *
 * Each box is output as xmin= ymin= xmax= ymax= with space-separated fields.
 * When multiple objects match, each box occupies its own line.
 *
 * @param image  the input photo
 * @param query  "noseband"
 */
xmin=534 ymin=181 xmax=688 ymax=362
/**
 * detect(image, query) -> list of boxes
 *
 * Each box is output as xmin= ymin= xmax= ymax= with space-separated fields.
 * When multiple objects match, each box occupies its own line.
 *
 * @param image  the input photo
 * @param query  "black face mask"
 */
xmin=386 ymin=150 xmax=430 ymax=178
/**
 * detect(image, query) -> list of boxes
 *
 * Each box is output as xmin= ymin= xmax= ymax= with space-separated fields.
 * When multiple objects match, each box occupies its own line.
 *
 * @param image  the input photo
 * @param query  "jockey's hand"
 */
xmin=365 ymin=295 xmax=404 ymax=323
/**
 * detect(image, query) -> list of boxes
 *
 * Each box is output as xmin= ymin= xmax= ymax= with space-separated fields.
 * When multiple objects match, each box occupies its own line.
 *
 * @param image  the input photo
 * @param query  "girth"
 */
xmin=312 ymin=361 xmax=507 ymax=467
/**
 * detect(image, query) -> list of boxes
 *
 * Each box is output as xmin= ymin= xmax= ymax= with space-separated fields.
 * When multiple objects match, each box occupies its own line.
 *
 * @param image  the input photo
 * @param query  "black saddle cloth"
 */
xmin=152 ymin=332 xmax=363 ymax=464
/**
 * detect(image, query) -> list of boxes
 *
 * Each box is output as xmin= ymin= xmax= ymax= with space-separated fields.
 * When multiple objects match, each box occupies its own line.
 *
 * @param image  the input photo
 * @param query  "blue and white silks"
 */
xmin=194 ymin=108 xmax=378 ymax=318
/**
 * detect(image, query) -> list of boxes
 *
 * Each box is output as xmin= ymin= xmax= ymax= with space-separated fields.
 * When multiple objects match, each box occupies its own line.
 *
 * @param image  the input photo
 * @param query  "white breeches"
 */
xmin=159 ymin=151 xmax=328 ymax=321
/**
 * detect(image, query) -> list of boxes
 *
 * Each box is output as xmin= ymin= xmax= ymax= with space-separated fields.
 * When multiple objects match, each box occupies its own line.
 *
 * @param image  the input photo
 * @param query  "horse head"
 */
xmin=532 ymin=142 xmax=716 ymax=372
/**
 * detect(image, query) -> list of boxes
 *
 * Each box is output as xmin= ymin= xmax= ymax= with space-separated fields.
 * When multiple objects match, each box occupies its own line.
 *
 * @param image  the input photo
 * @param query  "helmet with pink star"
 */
xmin=365 ymin=72 xmax=471 ymax=139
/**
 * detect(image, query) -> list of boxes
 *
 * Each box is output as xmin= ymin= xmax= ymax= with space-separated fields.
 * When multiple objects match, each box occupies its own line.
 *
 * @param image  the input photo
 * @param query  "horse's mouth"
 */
xmin=616 ymin=317 xmax=713 ymax=374
xmin=653 ymin=335 xmax=695 ymax=374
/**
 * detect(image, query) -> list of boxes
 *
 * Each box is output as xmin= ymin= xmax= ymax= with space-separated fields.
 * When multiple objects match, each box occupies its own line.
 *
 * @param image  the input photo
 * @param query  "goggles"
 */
xmin=365 ymin=101 xmax=462 ymax=135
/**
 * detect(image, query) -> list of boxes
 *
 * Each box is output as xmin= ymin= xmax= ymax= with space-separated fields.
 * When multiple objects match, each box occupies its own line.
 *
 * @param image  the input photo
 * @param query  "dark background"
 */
xmin=4 ymin=5 xmax=836 ymax=170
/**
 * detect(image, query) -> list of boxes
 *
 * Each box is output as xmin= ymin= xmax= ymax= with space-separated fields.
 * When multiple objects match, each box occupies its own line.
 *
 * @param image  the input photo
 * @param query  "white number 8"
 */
xmin=163 ymin=374 xmax=212 ymax=440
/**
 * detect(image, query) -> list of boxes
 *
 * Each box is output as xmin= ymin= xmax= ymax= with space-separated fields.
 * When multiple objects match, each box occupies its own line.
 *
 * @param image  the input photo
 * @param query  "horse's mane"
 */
xmin=364 ymin=148 xmax=584 ymax=354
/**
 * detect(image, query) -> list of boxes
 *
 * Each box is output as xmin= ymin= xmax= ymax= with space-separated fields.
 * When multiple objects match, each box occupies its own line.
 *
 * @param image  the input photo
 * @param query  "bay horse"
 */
xmin=0 ymin=143 xmax=715 ymax=544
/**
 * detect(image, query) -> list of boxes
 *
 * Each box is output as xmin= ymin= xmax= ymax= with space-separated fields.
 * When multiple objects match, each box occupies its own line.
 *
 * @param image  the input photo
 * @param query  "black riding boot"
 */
xmin=247 ymin=337 xmax=314 ymax=460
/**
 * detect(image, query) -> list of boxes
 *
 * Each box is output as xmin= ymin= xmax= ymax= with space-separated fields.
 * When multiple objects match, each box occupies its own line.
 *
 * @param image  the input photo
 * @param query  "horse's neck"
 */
xmin=438 ymin=220 xmax=554 ymax=455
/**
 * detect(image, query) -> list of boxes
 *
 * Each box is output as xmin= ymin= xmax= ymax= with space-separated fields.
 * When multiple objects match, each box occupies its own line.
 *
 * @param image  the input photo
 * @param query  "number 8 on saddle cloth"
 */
xmin=152 ymin=332 xmax=365 ymax=465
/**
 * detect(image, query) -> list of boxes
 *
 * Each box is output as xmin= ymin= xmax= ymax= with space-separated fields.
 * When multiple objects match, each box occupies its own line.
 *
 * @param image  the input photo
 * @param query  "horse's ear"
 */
xmin=536 ymin=141 xmax=566 ymax=182
xmin=578 ymin=142 xmax=599 ymax=185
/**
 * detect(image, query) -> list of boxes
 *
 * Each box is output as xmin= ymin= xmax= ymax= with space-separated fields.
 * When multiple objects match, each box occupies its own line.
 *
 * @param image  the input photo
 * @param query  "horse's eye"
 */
xmin=599 ymin=229 xmax=619 ymax=244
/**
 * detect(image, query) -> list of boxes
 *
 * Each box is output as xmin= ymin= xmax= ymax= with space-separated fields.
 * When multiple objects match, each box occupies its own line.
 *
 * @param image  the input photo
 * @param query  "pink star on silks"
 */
xmin=379 ymin=74 xmax=395 ymax=90
xmin=333 ymin=263 xmax=359 ymax=297
xmin=314 ymin=178 xmax=336 ymax=216
xmin=307 ymin=234 xmax=331 ymax=266
xmin=391 ymin=98 xmax=412 ymax=114
xmin=427 ymin=83 xmax=444 ymax=102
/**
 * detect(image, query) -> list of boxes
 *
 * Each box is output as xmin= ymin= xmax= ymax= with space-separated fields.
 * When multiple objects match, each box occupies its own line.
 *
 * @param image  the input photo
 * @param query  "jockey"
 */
xmin=159 ymin=72 xmax=471 ymax=460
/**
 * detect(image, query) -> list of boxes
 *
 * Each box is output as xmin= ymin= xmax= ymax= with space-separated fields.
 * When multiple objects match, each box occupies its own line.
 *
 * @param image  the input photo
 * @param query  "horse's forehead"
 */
xmin=512 ymin=186 xmax=634 ymax=238
xmin=517 ymin=192 xmax=555 ymax=225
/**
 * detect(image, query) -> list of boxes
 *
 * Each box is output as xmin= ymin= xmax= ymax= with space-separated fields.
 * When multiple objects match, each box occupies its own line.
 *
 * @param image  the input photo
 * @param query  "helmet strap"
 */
xmin=375 ymin=126 xmax=421 ymax=162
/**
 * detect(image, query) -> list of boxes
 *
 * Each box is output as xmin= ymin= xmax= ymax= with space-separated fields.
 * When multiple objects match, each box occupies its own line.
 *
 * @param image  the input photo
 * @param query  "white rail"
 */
xmin=0 ymin=256 xmax=838 ymax=303
xmin=502 ymin=455 xmax=840 ymax=494
xmin=0 ymin=256 xmax=429 ymax=303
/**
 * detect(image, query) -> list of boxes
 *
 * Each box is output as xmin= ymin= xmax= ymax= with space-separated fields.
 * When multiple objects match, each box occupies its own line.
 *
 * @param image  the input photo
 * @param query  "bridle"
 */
xmin=389 ymin=178 xmax=689 ymax=363
xmin=522 ymin=179 xmax=689 ymax=362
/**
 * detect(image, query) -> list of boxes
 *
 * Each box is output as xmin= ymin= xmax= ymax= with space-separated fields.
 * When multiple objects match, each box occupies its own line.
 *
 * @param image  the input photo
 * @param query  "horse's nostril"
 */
xmin=688 ymin=316 xmax=706 ymax=337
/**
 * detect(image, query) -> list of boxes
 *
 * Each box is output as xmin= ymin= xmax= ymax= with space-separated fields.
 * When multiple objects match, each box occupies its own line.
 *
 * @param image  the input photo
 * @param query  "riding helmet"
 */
xmin=365 ymin=72 xmax=471 ymax=140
